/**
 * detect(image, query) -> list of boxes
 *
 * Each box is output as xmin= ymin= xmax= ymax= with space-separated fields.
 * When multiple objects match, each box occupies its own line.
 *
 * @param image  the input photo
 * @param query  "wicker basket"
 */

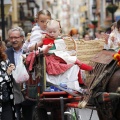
xmin=62 ymin=37 xmax=105 ymax=64
xmin=76 ymin=39 xmax=105 ymax=64
xmin=62 ymin=35 xmax=77 ymax=56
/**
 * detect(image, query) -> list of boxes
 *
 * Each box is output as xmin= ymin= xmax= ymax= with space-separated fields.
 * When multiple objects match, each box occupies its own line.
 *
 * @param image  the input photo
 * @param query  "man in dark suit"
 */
xmin=6 ymin=27 xmax=25 ymax=120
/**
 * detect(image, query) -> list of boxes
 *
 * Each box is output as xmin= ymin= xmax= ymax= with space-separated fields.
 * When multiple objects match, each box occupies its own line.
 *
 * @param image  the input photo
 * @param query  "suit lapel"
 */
xmin=6 ymin=48 xmax=15 ymax=65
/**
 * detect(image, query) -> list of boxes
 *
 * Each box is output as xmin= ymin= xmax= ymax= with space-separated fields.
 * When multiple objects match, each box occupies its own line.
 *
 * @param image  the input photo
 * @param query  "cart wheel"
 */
xmin=64 ymin=108 xmax=82 ymax=120
xmin=32 ymin=106 xmax=49 ymax=120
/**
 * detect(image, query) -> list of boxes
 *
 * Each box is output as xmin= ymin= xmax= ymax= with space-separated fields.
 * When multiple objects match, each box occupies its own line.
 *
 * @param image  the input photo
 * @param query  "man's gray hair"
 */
xmin=8 ymin=27 xmax=25 ymax=38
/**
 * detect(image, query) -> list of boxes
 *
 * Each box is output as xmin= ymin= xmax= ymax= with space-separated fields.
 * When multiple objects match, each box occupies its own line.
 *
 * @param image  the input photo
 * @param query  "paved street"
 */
xmin=64 ymin=108 xmax=99 ymax=120
xmin=76 ymin=108 xmax=99 ymax=120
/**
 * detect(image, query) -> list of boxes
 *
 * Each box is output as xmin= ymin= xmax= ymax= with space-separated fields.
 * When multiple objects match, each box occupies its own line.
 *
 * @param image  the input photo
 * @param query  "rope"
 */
xmin=74 ymin=108 xmax=79 ymax=120
xmin=89 ymin=109 xmax=93 ymax=120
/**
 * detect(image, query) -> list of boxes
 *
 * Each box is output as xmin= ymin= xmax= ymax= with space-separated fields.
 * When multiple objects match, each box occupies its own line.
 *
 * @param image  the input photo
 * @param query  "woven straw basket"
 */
xmin=63 ymin=35 xmax=105 ymax=64
xmin=76 ymin=39 xmax=105 ymax=64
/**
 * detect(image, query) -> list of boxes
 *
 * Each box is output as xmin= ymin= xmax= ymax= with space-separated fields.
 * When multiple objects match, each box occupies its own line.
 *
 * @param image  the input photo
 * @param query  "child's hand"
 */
xmin=105 ymin=39 xmax=108 ymax=44
xmin=48 ymin=43 xmax=53 ymax=49
xmin=42 ymin=44 xmax=53 ymax=54
xmin=41 ymin=34 xmax=46 ymax=39
xmin=22 ymin=54 xmax=26 ymax=63
xmin=111 ymin=36 xmax=116 ymax=42
xmin=118 ymin=42 xmax=120 ymax=46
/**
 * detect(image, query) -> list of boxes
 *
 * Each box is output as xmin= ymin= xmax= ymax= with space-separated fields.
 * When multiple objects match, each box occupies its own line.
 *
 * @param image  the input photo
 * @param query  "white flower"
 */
xmin=10 ymin=94 xmax=13 ymax=99
xmin=0 ymin=95 xmax=2 ymax=99
xmin=0 ymin=107 xmax=2 ymax=112
xmin=1 ymin=61 xmax=5 ymax=65
xmin=0 ymin=77 xmax=3 ymax=82
xmin=9 ymin=83 xmax=12 ymax=87
xmin=5 ymin=75 xmax=9 ymax=80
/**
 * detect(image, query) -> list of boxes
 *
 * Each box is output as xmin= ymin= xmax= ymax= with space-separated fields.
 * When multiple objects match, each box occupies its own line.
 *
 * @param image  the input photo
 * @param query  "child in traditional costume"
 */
xmin=42 ymin=20 xmax=93 ymax=87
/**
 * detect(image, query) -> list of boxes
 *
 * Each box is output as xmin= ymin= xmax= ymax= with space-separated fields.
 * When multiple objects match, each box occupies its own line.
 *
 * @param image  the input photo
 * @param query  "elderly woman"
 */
xmin=0 ymin=40 xmax=16 ymax=120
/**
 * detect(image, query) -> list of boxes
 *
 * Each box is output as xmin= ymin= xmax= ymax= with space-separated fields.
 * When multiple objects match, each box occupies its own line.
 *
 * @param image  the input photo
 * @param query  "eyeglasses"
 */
xmin=9 ymin=36 xmax=21 ymax=40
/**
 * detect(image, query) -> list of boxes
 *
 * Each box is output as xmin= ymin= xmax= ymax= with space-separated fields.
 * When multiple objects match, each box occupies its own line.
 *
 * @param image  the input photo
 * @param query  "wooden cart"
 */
xmin=22 ymin=35 xmax=84 ymax=120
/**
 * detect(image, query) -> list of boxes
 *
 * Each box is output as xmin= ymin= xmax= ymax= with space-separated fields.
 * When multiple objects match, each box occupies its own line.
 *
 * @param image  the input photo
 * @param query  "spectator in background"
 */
xmin=4 ymin=39 xmax=12 ymax=48
xmin=105 ymin=27 xmax=112 ymax=34
xmin=95 ymin=30 xmax=106 ymax=40
xmin=0 ymin=40 xmax=16 ymax=120
xmin=100 ymin=31 xmax=106 ymax=39
xmin=69 ymin=28 xmax=79 ymax=40
xmin=1 ymin=41 xmax=7 ymax=51
xmin=94 ymin=31 xmax=102 ymax=40
xmin=104 ymin=21 xmax=120 ymax=50
xmin=6 ymin=27 xmax=25 ymax=120
xmin=83 ymin=33 xmax=91 ymax=40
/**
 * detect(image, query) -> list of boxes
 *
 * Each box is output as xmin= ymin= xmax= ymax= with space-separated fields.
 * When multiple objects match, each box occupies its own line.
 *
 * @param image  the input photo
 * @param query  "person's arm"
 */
xmin=118 ymin=42 xmax=120 ymax=46
xmin=103 ymin=33 xmax=111 ymax=49
xmin=28 ymin=28 xmax=45 ymax=51
xmin=29 ymin=40 xmax=43 ymax=51
xmin=28 ymin=33 xmax=47 ymax=52
xmin=38 ymin=44 xmax=53 ymax=54
xmin=22 ymin=41 xmax=30 ymax=52
xmin=104 ymin=39 xmax=111 ymax=49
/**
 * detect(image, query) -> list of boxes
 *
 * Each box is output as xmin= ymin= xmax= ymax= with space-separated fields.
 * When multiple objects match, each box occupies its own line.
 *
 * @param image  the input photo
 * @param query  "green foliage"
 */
xmin=106 ymin=4 xmax=118 ymax=13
